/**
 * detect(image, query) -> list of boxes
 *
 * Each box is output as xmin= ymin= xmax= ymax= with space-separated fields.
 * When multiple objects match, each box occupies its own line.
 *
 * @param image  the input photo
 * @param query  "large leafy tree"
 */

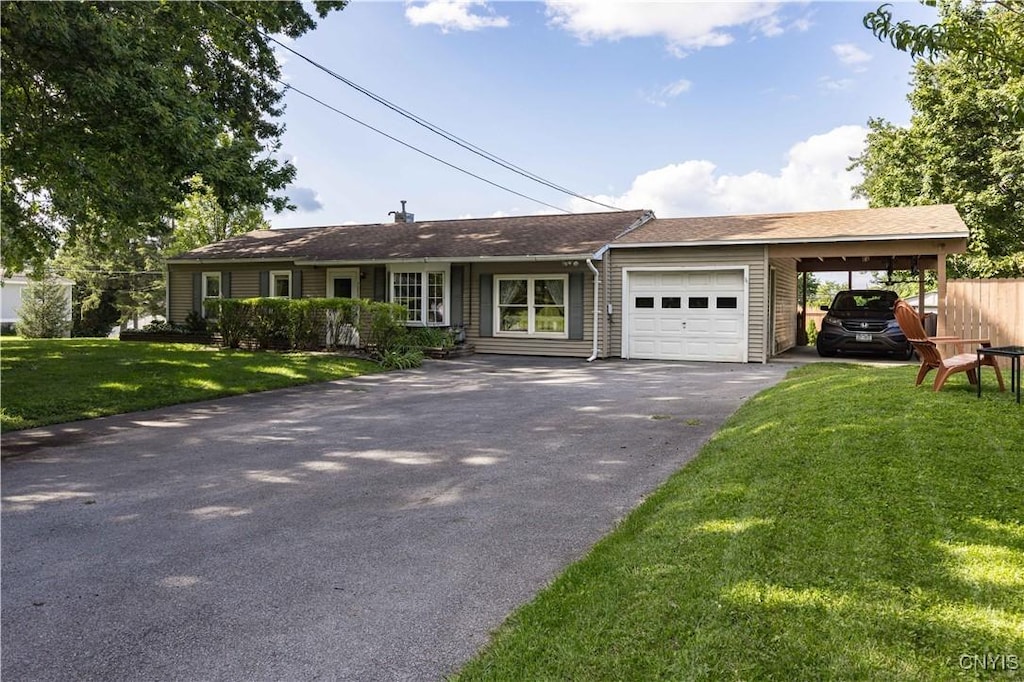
xmin=165 ymin=175 xmax=269 ymax=258
xmin=1 ymin=0 xmax=345 ymax=274
xmin=853 ymin=1 xmax=1024 ymax=276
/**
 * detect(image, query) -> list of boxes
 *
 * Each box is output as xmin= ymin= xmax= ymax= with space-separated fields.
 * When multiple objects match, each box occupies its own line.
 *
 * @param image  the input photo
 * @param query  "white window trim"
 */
xmin=201 ymin=271 xmax=221 ymax=317
xmin=494 ymin=274 xmax=569 ymax=339
xmin=389 ymin=264 xmax=450 ymax=327
xmin=269 ymin=270 xmax=292 ymax=299
xmin=326 ymin=268 xmax=360 ymax=299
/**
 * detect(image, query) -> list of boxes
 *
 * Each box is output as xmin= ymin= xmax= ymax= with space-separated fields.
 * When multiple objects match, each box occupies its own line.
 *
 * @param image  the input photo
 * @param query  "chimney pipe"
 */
xmin=388 ymin=200 xmax=414 ymax=223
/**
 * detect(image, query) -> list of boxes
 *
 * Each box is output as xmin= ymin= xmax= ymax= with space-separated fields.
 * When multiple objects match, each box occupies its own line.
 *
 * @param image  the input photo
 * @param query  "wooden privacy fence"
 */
xmin=942 ymin=279 xmax=1024 ymax=366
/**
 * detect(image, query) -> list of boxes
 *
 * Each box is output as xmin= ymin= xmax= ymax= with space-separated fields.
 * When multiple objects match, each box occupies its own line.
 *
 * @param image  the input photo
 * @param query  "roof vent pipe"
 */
xmin=388 ymin=200 xmax=415 ymax=223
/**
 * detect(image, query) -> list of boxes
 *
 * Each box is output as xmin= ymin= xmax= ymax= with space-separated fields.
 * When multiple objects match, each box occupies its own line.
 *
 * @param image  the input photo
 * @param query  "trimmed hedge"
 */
xmin=205 ymin=298 xmax=409 ymax=354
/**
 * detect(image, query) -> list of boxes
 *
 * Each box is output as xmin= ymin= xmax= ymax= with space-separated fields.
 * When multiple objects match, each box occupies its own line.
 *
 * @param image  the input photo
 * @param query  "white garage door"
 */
xmin=626 ymin=270 xmax=746 ymax=362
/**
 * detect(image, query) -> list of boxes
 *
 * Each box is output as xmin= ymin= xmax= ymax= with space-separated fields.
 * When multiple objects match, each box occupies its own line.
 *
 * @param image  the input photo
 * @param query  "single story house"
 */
xmin=164 ymin=204 xmax=969 ymax=363
xmin=0 ymin=272 xmax=75 ymax=336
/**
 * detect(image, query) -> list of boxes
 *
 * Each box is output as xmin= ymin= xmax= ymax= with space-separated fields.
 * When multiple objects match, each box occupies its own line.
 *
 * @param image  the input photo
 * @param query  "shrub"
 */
xmin=364 ymin=301 xmax=411 ymax=356
xmin=406 ymin=326 xmax=454 ymax=350
xmin=16 ymin=278 xmax=71 ymax=338
xmin=183 ymin=310 xmax=208 ymax=333
xmin=806 ymin=320 xmax=818 ymax=345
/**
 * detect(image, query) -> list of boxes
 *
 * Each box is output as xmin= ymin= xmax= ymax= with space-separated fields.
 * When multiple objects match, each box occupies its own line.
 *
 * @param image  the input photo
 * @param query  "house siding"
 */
xmin=770 ymin=257 xmax=799 ymax=356
xmin=465 ymin=262 xmax=594 ymax=358
xmin=168 ymin=262 xmax=353 ymax=323
xmin=606 ymin=245 xmax=768 ymax=363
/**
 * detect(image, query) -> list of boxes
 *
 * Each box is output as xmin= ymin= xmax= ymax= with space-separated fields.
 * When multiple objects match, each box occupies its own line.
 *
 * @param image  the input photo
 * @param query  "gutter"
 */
xmin=586 ymin=259 xmax=600 ymax=362
xmin=604 ymin=232 xmax=970 ymax=250
xmin=166 ymin=254 xmax=601 ymax=266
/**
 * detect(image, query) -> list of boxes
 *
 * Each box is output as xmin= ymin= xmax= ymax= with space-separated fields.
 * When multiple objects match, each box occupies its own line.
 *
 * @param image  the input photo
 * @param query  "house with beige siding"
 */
xmin=165 ymin=204 xmax=969 ymax=363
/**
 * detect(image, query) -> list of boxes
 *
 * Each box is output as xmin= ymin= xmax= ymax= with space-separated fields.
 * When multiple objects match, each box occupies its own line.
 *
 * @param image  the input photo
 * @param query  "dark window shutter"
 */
xmin=479 ymin=274 xmax=493 ymax=337
xmin=292 ymin=269 xmax=302 ymax=298
xmin=222 ymin=271 xmax=231 ymax=298
xmin=449 ymin=266 xmax=463 ymax=326
xmin=259 ymin=271 xmax=270 ymax=297
xmin=568 ymin=272 xmax=584 ymax=340
xmin=192 ymin=272 xmax=202 ymax=313
xmin=373 ymin=266 xmax=387 ymax=302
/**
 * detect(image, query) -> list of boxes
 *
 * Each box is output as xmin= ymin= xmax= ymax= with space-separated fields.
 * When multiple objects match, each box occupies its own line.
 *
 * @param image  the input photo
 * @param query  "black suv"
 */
xmin=815 ymin=289 xmax=913 ymax=359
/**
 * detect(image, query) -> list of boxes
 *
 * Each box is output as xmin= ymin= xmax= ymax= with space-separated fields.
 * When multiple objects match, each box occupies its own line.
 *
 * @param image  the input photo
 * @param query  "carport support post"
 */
xmin=937 ymin=249 xmax=947 ymax=336
xmin=918 ymin=267 xmax=926 ymax=318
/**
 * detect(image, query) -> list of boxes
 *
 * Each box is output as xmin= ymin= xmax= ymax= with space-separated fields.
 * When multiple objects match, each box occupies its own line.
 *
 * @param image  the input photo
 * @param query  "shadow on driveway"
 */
xmin=2 ymin=355 xmax=788 ymax=680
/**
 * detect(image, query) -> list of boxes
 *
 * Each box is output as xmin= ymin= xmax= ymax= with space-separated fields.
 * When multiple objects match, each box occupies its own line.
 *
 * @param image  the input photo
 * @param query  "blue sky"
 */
xmin=270 ymin=0 xmax=937 ymax=228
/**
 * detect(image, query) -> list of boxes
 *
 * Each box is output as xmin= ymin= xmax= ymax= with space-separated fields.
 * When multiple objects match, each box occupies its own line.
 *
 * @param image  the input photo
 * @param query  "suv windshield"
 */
xmin=831 ymin=290 xmax=898 ymax=313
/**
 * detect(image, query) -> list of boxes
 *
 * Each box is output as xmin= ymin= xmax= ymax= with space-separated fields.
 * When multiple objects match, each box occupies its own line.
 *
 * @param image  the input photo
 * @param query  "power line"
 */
xmin=277 ymin=81 xmax=570 ymax=214
xmin=205 ymin=0 xmax=626 ymax=213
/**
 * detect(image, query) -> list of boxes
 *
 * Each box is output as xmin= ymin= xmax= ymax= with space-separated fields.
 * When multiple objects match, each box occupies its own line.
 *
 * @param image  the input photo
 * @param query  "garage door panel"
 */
xmin=633 ymin=316 xmax=657 ymax=332
xmin=627 ymin=269 xmax=746 ymax=363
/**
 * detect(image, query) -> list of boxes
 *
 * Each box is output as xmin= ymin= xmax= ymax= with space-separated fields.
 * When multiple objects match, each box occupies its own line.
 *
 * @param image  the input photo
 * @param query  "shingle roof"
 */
xmin=169 ymin=210 xmax=648 ymax=262
xmin=613 ymin=204 xmax=967 ymax=245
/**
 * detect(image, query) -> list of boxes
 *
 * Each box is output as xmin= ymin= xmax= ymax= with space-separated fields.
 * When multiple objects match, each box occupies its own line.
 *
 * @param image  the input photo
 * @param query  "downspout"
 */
xmin=586 ymin=259 xmax=600 ymax=362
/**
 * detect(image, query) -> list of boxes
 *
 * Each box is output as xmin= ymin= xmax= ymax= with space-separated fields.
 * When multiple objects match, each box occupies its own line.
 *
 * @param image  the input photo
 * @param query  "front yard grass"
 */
xmin=0 ymin=338 xmax=381 ymax=432
xmin=457 ymin=363 xmax=1024 ymax=681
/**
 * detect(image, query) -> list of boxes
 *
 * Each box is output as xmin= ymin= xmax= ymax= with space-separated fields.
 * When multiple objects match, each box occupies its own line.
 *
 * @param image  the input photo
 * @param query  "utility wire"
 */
xmin=277 ymin=81 xmax=570 ymax=214
xmin=206 ymin=0 xmax=626 ymax=213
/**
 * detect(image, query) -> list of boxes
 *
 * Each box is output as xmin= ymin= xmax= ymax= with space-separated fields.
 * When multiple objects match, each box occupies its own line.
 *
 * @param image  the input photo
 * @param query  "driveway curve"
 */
xmin=2 ymin=355 xmax=787 ymax=681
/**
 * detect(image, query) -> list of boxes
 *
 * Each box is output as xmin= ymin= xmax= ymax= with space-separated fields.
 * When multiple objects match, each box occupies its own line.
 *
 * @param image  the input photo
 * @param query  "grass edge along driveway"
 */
xmin=0 ymin=338 xmax=381 ymax=432
xmin=455 ymin=363 xmax=1024 ymax=682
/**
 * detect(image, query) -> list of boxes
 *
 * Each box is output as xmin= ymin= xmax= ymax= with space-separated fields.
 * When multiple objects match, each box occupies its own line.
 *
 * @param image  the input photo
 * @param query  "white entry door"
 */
xmin=626 ymin=270 xmax=746 ymax=362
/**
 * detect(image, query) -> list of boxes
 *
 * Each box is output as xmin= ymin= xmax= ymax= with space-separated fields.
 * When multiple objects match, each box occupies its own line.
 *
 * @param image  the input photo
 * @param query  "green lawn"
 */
xmin=0 ymin=338 xmax=381 ymax=432
xmin=456 ymin=363 xmax=1024 ymax=681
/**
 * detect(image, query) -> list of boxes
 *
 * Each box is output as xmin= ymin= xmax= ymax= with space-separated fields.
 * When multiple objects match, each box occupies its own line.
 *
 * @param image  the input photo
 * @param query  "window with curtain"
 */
xmin=495 ymin=275 xmax=567 ymax=337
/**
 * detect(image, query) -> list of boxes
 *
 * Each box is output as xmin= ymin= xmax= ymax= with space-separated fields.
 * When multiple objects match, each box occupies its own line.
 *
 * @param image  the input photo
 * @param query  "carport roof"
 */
xmin=612 ymin=204 xmax=968 ymax=247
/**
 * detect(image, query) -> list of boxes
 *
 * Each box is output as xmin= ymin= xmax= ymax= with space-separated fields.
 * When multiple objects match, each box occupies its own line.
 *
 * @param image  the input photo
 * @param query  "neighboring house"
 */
xmin=164 ymin=204 xmax=968 ymax=363
xmin=0 ymin=273 xmax=74 ymax=336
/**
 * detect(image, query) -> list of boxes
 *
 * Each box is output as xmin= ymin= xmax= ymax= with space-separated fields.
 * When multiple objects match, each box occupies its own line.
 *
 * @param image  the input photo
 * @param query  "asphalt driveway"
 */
xmin=2 ymin=355 xmax=787 ymax=681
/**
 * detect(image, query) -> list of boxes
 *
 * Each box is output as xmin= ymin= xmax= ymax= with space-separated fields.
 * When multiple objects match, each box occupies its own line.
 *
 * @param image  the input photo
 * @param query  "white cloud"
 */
xmin=832 ymin=43 xmax=872 ymax=69
xmin=405 ymin=1 xmax=509 ymax=32
xmin=570 ymin=125 xmax=868 ymax=216
xmin=643 ymin=78 xmax=693 ymax=106
xmin=819 ymin=76 xmax=854 ymax=92
xmin=545 ymin=1 xmax=784 ymax=56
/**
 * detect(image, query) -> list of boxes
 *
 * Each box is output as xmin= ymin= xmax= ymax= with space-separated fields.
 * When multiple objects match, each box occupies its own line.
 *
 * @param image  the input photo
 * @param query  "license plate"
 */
xmin=855 ymin=332 xmax=872 ymax=342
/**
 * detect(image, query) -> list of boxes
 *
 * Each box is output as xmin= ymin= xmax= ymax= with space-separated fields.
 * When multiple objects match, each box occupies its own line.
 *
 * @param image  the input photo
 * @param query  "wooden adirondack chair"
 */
xmin=893 ymin=300 xmax=1005 ymax=392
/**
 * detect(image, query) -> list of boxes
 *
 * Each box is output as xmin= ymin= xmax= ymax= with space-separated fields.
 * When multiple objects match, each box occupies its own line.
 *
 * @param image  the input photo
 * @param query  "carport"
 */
xmin=762 ymin=205 xmax=969 ymax=353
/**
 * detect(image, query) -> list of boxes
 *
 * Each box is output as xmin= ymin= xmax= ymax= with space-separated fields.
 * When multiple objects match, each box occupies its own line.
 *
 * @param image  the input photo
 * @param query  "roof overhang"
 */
xmin=608 ymin=232 xmax=969 ymax=250
xmin=168 ymin=254 xmax=599 ymax=266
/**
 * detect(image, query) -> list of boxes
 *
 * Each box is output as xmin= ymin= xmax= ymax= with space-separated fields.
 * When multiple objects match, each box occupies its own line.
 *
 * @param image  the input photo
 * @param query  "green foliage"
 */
xmin=204 ymin=297 xmax=426 ymax=370
xmin=405 ymin=325 xmax=455 ymax=350
xmin=15 ymin=277 xmax=70 ymax=338
xmin=0 ymin=0 xmax=346 ymax=274
xmin=376 ymin=347 xmax=425 ymax=370
xmin=182 ymin=310 xmax=208 ymax=334
xmin=364 ymin=301 xmax=413 ymax=355
xmin=248 ymin=298 xmax=292 ymax=349
xmin=165 ymin=175 xmax=270 ymax=258
xmin=57 ymin=235 xmax=166 ymax=333
xmin=864 ymin=0 xmax=1024 ymax=71
xmin=805 ymin=319 xmax=818 ymax=345
xmin=853 ymin=2 xmax=1024 ymax=277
